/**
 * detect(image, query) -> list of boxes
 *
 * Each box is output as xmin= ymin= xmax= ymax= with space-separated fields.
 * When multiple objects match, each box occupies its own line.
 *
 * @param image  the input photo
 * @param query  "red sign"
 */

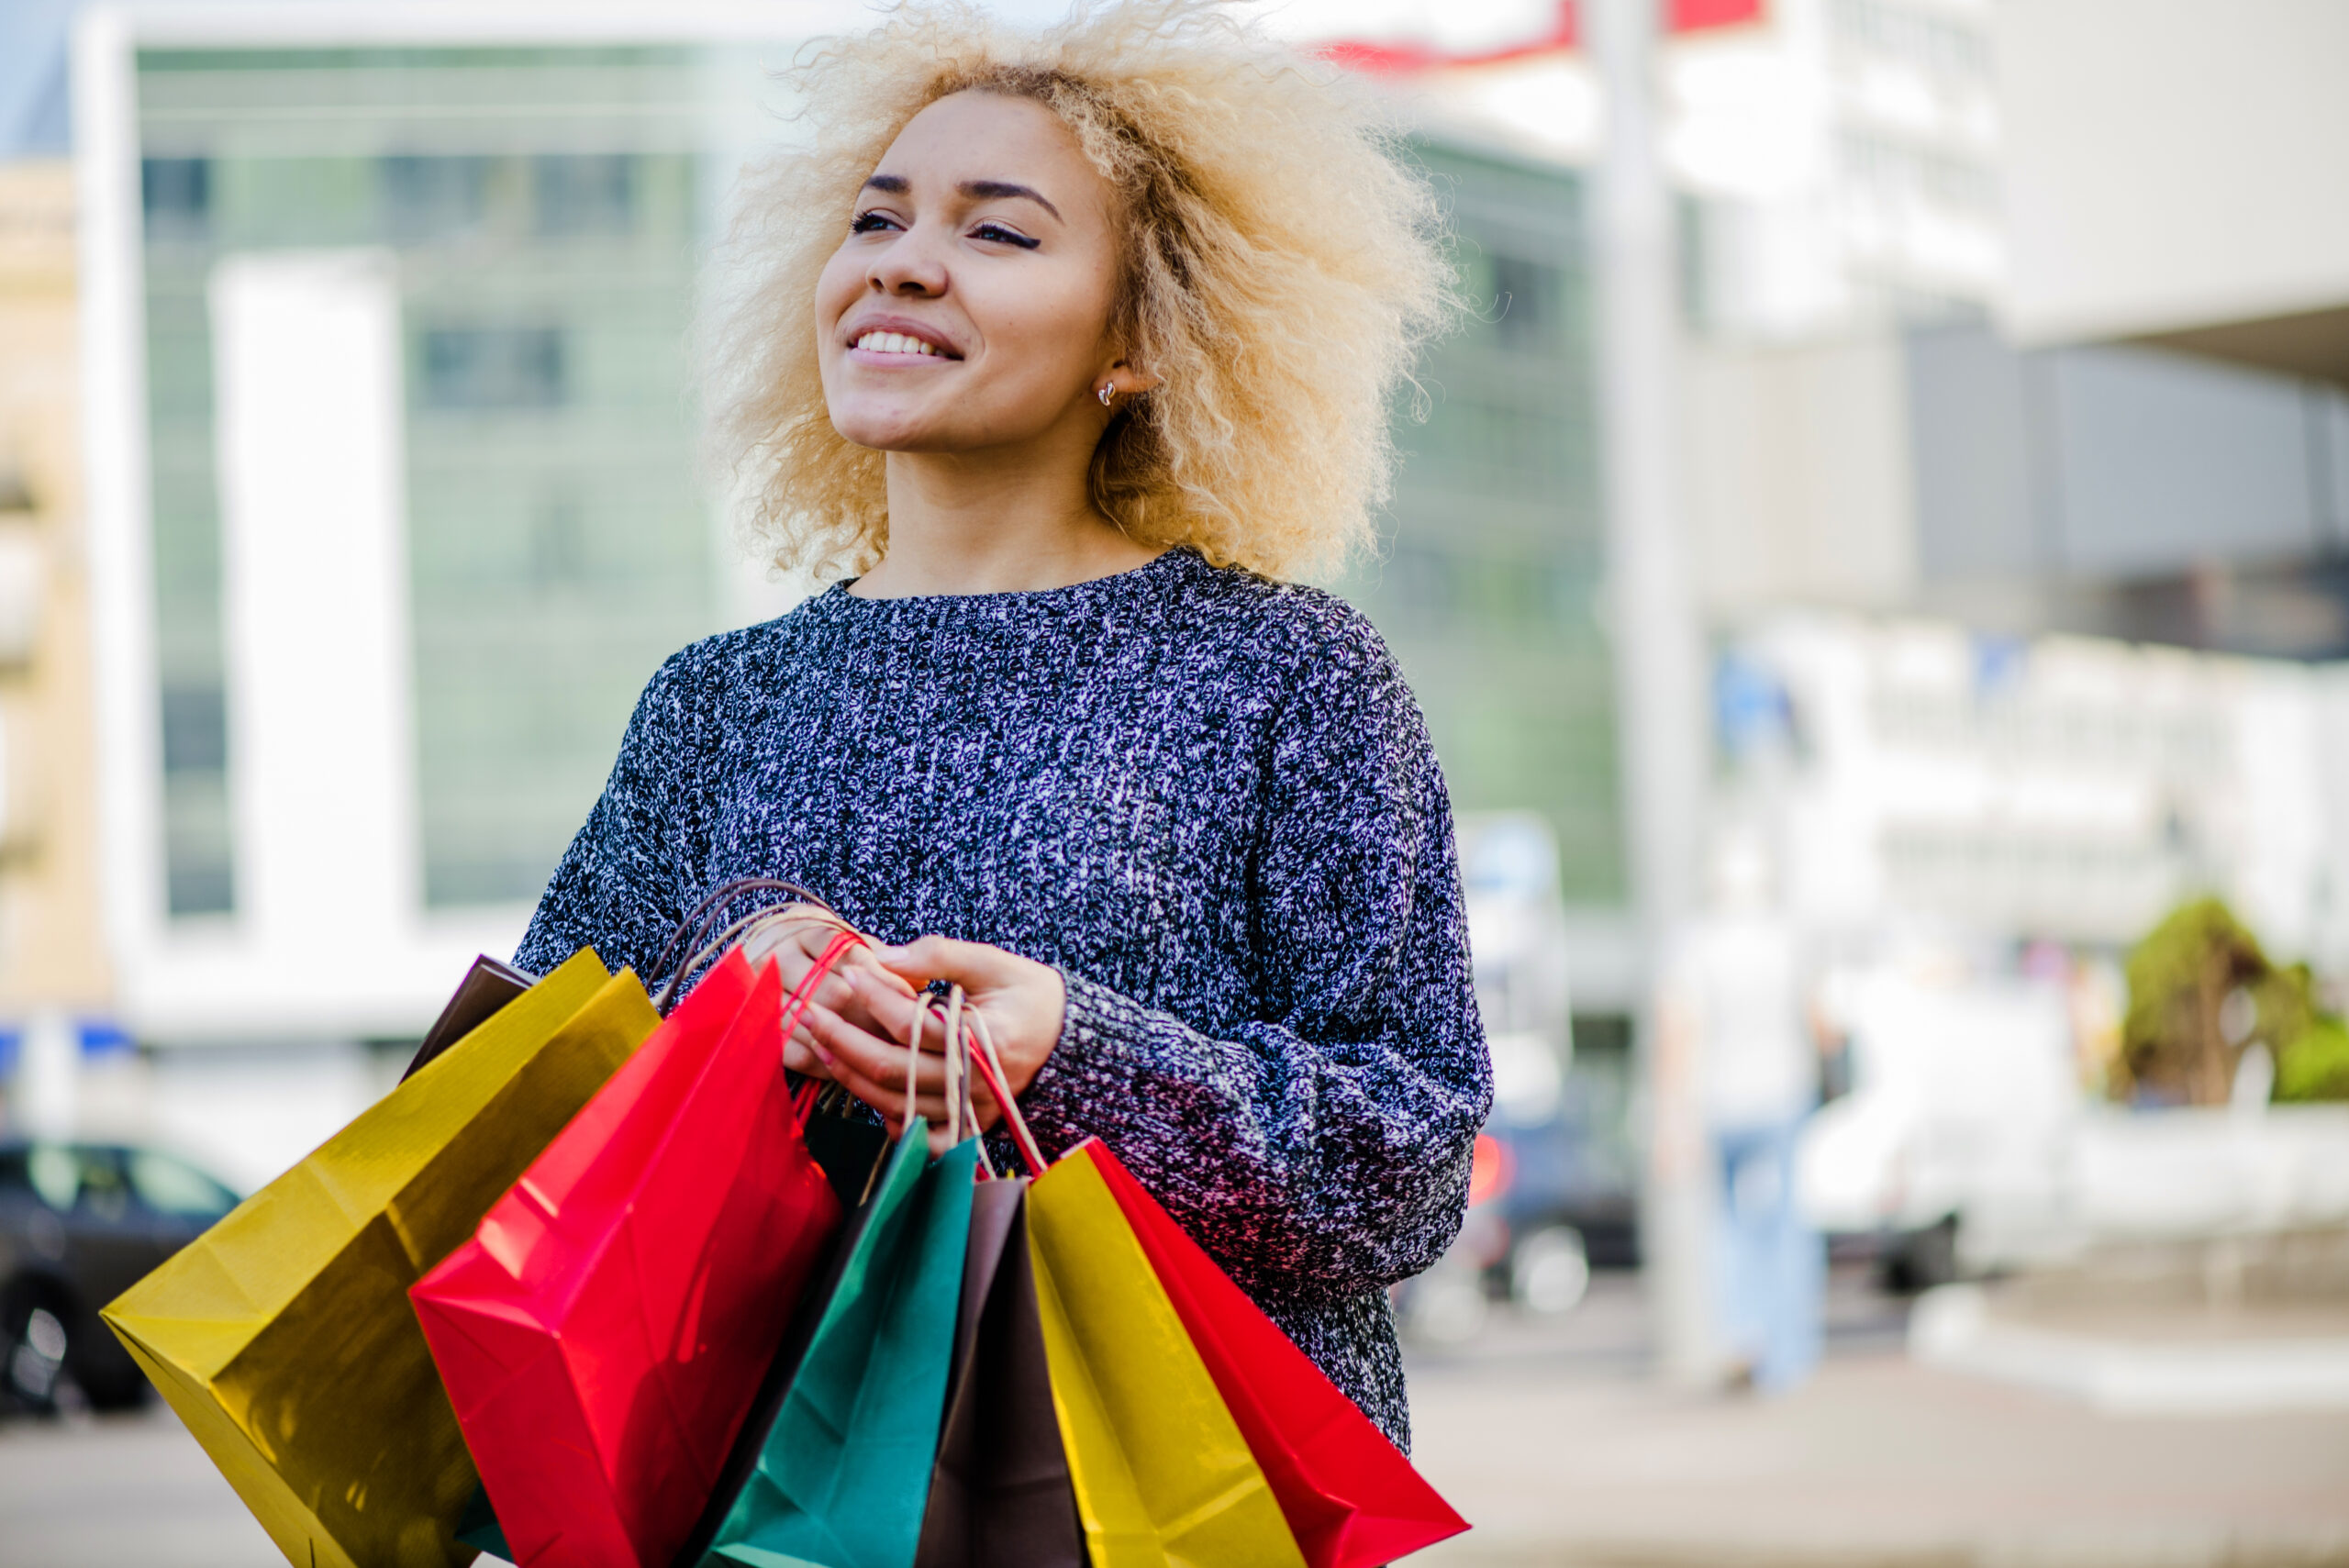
xmin=1319 ymin=4 xmax=1577 ymax=74
xmin=1669 ymin=0 xmax=1765 ymax=31
xmin=1318 ymin=0 xmax=1765 ymax=73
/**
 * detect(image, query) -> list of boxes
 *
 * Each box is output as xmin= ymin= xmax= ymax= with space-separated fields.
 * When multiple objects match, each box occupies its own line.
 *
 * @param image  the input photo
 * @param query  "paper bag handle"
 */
xmin=646 ymin=876 xmax=841 ymax=1006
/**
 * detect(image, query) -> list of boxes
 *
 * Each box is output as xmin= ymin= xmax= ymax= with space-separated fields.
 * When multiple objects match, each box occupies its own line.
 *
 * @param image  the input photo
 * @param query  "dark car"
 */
xmin=1 ymin=1140 xmax=239 ymax=1413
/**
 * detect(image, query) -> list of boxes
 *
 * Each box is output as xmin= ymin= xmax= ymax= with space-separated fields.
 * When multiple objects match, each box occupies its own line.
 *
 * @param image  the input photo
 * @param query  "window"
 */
xmin=1491 ymin=253 xmax=1563 ymax=353
xmin=141 ymin=157 xmax=210 ymax=240
xmin=382 ymin=155 xmax=493 ymax=241
xmin=128 ymin=1151 xmax=239 ymax=1219
xmin=420 ymin=327 xmax=566 ymax=410
xmin=1830 ymin=0 xmax=1994 ymax=87
xmin=1838 ymin=131 xmax=1999 ymax=217
xmin=23 ymin=1145 xmax=129 ymax=1216
xmin=160 ymin=684 xmax=228 ymax=774
xmin=534 ymin=155 xmax=635 ymax=237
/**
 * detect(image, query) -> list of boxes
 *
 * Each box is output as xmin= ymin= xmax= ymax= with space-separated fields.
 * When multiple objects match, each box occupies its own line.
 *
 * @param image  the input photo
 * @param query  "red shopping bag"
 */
xmin=1087 ymin=1141 xmax=1468 ymax=1568
xmin=411 ymin=941 xmax=851 ymax=1567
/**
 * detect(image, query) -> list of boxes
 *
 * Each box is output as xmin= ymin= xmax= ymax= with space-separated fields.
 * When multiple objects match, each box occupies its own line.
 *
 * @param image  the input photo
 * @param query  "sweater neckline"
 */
xmin=813 ymin=546 xmax=1198 ymax=618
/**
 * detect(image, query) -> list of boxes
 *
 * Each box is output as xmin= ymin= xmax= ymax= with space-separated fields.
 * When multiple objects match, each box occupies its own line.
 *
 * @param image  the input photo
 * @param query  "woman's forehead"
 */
xmin=874 ymin=91 xmax=1106 ymax=206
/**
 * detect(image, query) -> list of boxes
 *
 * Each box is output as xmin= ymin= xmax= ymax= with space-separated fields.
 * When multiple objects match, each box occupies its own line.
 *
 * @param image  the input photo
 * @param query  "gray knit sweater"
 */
xmin=515 ymin=547 xmax=1492 ymax=1448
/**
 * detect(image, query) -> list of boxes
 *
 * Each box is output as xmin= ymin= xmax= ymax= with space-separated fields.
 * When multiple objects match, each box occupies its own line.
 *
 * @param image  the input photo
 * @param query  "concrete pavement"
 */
xmin=1408 ymin=1277 xmax=2349 ymax=1567
xmin=3 ymin=1274 xmax=2345 ymax=1567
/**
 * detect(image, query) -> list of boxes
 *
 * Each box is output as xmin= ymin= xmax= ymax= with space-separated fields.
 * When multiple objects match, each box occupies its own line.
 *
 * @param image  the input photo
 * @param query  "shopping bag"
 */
xmin=411 ymin=943 xmax=847 ymax=1568
xmin=404 ymin=954 xmax=535 ymax=1082
xmin=1025 ymin=1143 xmax=1308 ymax=1568
xmin=1090 ymin=1143 xmax=1468 ymax=1566
xmin=912 ymin=1176 xmax=1083 ymax=1568
xmin=702 ymin=1121 xmax=980 ymax=1568
xmin=102 ymin=950 xmax=659 ymax=1568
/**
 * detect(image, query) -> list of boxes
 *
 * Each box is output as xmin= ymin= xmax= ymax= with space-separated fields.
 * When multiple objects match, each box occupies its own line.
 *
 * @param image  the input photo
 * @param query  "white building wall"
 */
xmin=1740 ymin=612 xmax=2349 ymax=965
xmin=1997 ymin=0 xmax=2349 ymax=344
xmin=1686 ymin=330 xmax=1920 ymax=615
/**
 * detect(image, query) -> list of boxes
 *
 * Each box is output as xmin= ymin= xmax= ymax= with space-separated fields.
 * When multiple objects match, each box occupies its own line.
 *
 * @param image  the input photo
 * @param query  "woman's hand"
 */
xmin=799 ymin=936 xmax=1066 ymax=1153
xmin=740 ymin=907 xmax=918 ymax=1080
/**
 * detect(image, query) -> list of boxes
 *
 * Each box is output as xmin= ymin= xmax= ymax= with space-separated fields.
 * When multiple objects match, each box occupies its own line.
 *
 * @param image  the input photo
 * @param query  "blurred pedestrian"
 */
xmin=1663 ymin=829 xmax=1824 ymax=1392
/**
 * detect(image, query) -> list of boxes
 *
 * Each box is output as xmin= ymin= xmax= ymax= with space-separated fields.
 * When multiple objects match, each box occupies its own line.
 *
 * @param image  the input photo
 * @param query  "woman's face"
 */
xmin=816 ymin=91 xmax=1126 ymax=455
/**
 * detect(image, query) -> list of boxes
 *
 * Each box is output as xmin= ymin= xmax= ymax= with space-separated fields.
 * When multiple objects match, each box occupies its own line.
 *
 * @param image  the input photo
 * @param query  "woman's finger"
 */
xmin=781 ymin=1030 xmax=835 ymax=1080
xmin=805 ymin=1000 xmax=951 ymax=1097
xmin=844 ymin=967 xmax=952 ymax=1048
xmin=873 ymin=934 xmax=1014 ymax=990
xmin=818 ymin=1051 xmax=956 ymax=1136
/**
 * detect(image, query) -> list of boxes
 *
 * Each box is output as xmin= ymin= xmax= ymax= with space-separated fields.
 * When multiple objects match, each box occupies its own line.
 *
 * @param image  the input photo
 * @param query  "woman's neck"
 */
xmin=849 ymin=444 xmax=1160 ymax=599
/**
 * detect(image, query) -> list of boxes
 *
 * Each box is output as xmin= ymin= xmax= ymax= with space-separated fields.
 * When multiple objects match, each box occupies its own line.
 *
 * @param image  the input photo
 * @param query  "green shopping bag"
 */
xmin=701 ymin=1120 xmax=979 ymax=1568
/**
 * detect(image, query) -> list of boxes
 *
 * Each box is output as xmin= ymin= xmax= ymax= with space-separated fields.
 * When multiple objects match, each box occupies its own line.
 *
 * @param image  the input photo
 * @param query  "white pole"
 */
xmin=1586 ymin=0 xmax=1716 ymax=1385
xmin=18 ymin=1009 xmax=80 ymax=1140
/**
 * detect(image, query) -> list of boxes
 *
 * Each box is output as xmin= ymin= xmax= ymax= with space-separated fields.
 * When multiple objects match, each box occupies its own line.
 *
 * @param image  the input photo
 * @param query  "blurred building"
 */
xmin=1981 ymin=0 xmax=2349 ymax=658
xmin=1349 ymin=0 xmax=2003 ymax=338
xmin=1998 ymin=0 xmax=2349 ymax=391
xmin=76 ymin=18 xmax=829 ymax=1059
xmin=1670 ymin=0 xmax=2002 ymax=340
xmin=1724 ymin=615 xmax=2349 ymax=960
xmin=1689 ymin=0 xmax=2349 ymax=967
xmin=1339 ymin=144 xmax=1621 ymax=911
xmin=0 ymin=159 xmax=113 ymax=1094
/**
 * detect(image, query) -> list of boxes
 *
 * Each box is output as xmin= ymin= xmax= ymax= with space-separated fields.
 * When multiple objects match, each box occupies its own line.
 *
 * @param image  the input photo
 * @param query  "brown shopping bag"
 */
xmin=101 ymin=950 xmax=659 ymax=1568
xmin=913 ymin=1175 xmax=1084 ymax=1568
xmin=932 ymin=1001 xmax=1302 ymax=1567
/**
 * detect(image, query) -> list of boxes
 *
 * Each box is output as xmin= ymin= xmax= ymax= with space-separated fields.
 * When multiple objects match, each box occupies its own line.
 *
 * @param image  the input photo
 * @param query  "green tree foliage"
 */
xmin=2121 ymin=896 xmax=2347 ymax=1105
xmin=2277 ymin=1017 xmax=2349 ymax=1102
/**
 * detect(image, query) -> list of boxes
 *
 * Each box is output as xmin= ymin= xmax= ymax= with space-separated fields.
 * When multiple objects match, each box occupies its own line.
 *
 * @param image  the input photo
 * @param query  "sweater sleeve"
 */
xmin=514 ymin=654 xmax=701 ymax=982
xmin=1014 ymin=616 xmax=1494 ymax=1300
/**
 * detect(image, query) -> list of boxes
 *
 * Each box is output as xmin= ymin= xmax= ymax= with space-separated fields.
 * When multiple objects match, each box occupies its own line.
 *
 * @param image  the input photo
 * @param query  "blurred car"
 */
xmin=1797 ymin=969 xmax=2078 ymax=1287
xmin=1 ymin=1140 xmax=239 ymax=1413
xmin=1394 ymin=815 xmax=1638 ymax=1345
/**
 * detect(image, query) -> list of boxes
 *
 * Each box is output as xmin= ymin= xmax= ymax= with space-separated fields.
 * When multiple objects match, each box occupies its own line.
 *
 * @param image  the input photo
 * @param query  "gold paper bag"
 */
xmin=1026 ymin=1147 xmax=1307 ymax=1568
xmin=103 ymin=949 xmax=659 ymax=1568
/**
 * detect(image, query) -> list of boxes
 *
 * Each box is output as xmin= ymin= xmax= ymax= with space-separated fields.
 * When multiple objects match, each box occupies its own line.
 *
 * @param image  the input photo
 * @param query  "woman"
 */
xmin=516 ymin=0 xmax=1490 ymax=1450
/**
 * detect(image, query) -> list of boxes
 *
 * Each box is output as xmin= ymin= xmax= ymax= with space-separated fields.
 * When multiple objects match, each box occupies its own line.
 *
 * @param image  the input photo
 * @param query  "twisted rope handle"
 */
xmin=647 ymin=884 xmax=1043 ymax=1176
xmin=656 ymin=900 xmax=858 ymax=1013
xmin=646 ymin=877 xmax=841 ymax=1011
xmin=963 ymin=1005 xmax=1048 ymax=1177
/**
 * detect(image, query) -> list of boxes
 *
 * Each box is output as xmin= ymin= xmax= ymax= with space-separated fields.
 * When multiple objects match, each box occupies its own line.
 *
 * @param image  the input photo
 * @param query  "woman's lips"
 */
xmin=845 ymin=323 xmax=960 ymax=359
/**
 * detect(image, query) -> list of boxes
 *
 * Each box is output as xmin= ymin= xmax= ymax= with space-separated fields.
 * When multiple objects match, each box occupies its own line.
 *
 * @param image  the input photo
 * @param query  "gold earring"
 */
xmin=1097 ymin=383 xmax=1116 ymax=407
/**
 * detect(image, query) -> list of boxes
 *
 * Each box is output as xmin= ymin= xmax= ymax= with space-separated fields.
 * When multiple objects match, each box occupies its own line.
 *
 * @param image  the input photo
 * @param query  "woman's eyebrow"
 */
xmin=959 ymin=180 xmax=1062 ymax=221
xmin=859 ymin=174 xmax=1060 ymax=224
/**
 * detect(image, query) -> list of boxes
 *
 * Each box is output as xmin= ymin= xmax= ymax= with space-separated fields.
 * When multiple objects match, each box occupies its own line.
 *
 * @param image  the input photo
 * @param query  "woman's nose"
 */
xmin=868 ymin=231 xmax=947 ymax=296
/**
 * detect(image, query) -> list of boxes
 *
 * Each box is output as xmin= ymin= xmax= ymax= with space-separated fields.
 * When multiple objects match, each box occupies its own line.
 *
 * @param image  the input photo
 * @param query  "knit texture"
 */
xmin=515 ymin=547 xmax=1493 ymax=1448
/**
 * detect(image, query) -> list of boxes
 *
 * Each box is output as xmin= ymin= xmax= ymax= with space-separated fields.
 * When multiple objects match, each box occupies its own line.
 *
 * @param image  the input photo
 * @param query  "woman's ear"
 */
xmin=1096 ymin=357 xmax=1163 ymax=402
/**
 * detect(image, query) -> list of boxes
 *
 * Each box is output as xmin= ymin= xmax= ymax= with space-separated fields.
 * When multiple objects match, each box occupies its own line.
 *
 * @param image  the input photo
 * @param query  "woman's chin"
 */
xmin=829 ymin=409 xmax=944 ymax=452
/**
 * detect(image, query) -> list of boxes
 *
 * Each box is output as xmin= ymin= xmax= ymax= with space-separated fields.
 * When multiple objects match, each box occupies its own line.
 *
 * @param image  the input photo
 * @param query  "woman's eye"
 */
xmin=972 ymin=222 xmax=1041 ymax=250
xmin=850 ymin=210 xmax=896 ymax=234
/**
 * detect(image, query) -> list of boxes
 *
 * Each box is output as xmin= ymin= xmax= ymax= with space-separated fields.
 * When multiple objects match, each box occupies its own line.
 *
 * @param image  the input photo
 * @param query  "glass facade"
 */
xmin=1341 ymin=146 xmax=1624 ymax=905
xmin=130 ymin=50 xmax=1621 ymax=918
xmin=134 ymin=47 xmax=729 ymax=913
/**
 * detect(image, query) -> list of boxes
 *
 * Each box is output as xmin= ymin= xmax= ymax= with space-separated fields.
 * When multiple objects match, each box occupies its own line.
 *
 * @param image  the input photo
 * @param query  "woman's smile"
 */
xmin=844 ymin=315 xmax=963 ymax=361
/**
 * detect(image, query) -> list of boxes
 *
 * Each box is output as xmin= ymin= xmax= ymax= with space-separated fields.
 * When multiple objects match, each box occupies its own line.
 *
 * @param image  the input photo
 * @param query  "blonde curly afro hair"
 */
xmin=703 ymin=0 xmax=1457 ymax=582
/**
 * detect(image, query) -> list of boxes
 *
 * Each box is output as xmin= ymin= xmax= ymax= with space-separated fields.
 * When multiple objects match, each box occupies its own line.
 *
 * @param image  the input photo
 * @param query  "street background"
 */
xmin=3 ymin=0 xmax=2348 ymax=1563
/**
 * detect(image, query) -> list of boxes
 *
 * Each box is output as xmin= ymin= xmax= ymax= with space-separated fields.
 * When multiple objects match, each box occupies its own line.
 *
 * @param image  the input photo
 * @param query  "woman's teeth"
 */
xmin=853 ymin=331 xmax=941 ymax=356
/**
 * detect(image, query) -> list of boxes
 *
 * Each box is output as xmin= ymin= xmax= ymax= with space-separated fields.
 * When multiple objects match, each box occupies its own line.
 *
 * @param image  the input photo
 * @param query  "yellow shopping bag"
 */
xmin=103 ymin=949 xmax=660 ymax=1568
xmin=1026 ymin=1145 xmax=1308 ymax=1568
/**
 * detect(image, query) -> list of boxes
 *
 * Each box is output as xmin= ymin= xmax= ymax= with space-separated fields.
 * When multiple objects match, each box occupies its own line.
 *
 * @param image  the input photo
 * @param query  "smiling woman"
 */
xmin=704 ymin=0 xmax=1456 ymax=582
xmin=515 ymin=0 xmax=1492 ymax=1452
